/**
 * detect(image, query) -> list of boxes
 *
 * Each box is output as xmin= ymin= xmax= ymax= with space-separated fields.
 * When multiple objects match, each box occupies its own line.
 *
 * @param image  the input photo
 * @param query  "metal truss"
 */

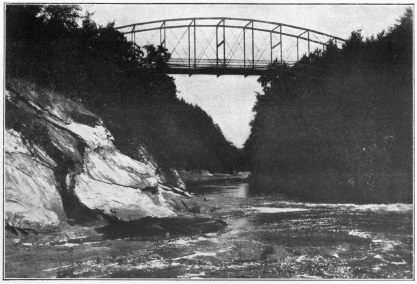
xmin=116 ymin=17 xmax=346 ymax=76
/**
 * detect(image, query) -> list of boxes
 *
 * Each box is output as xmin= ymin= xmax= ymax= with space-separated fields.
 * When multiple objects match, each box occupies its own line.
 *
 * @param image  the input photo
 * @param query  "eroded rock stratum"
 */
xmin=5 ymin=79 xmax=190 ymax=234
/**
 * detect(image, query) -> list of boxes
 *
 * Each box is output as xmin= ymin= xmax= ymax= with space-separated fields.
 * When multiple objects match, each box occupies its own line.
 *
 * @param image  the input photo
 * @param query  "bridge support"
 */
xmin=298 ymin=30 xmax=308 ymax=59
xmin=216 ymin=19 xmax=226 ymax=76
xmin=131 ymin=25 xmax=136 ymax=45
xmin=243 ymin=21 xmax=252 ymax=76
xmin=194 ymin=20 xmax=196 ymax=70
xmin=297 ymin=37 xmax=299 ymax=61
xmin=188 ymin=20 xmax=196 ymax=76
xmin=280 ymin=26 xmax=283 ymax=64
xmin=131 ymin=25 xmax=136 ymax=59
xmin=271 ymin=25 xmax=281 ymax=64
xmin=252 ymin=21 xmax=254 ymax=70
xmin=242 ymin=20 xmax=255 ymax=75
xmin=160 ymin=21 xmax=166 ymax=48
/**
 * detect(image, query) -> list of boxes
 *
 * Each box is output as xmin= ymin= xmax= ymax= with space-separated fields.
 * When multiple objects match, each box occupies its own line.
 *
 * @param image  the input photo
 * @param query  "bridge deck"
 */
xmin=167 ymin=67 xmax=265 ymax=76
xmin=167 ymin=58 xmax=294 ymax=76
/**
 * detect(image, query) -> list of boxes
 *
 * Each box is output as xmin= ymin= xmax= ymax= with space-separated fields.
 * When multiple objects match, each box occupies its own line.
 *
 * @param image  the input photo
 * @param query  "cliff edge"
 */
xmin=5 ymin=79 xmax=191 ymax=235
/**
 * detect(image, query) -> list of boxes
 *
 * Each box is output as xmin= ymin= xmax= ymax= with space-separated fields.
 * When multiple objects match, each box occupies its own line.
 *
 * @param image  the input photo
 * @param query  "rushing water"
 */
xmin=6 ymin=181 xmax=413 ymax=279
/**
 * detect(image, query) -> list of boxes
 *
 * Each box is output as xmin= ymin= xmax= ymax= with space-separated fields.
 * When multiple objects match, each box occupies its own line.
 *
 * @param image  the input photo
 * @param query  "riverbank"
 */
xmin=248 ymin=172 xmax=413 ymax=204
xmin=179 ymin=171 xmax=250 ymax=186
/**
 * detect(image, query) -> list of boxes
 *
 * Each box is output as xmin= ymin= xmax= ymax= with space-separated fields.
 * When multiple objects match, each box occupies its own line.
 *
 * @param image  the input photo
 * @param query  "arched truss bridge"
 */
xmin=116 ymin=17 xmax=347 ymax=76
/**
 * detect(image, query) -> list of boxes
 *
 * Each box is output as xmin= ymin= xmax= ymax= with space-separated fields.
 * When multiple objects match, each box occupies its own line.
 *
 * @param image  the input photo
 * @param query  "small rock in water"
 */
xmin=66 ymin=219 xmax=76 ymax=226
xmin=338 ymin=242 xmax=351 ymax=251
xmin=296 ymin=255 xmax=306 ymax=263
xmin=259 ymin=246 xmax=274 ymax=260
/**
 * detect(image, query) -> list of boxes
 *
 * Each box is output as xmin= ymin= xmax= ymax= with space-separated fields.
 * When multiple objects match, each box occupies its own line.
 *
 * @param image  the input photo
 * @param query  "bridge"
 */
xmin=116 ymin=17 xmax=346 ymax=76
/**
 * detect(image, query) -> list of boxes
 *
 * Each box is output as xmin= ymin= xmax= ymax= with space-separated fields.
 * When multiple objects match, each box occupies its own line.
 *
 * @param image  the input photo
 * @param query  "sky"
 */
xmin=86 ymin=4 xmax=410 ymax=148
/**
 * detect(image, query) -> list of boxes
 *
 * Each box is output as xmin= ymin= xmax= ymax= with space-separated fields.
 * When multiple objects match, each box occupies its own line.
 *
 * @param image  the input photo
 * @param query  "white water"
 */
xmin=272 ymin=201 xmax=413 ymax=213
xmin=251 ymin=207 xmax=309 ymax=213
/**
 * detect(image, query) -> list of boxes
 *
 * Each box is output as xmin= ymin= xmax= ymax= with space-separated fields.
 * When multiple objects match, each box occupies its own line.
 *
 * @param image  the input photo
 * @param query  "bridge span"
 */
xmin=116 ymin=17 xmax=347 ymax=76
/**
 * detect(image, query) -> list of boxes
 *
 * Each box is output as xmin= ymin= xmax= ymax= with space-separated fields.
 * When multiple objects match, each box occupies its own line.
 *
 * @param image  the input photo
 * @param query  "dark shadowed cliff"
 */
xmin=244 ymin=9 xmax=413 ymax=203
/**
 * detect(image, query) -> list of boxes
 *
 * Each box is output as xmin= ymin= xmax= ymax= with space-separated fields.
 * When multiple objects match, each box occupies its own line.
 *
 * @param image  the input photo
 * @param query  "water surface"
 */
xmin=6 ymin=181 xmax=413 ymax=279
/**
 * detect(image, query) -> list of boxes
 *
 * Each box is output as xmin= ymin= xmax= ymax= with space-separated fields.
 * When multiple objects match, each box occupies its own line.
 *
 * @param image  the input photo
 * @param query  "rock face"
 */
xmin=5 ymin=129 xmax=65 ymax=232
xmin=5 ymin=79 xmax=188 ymax=232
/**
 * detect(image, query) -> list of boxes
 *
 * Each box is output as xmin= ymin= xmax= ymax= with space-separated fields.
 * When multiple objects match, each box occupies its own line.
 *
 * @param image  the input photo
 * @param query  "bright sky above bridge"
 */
xmin=87 ymin=4 xmax=410 ymax=148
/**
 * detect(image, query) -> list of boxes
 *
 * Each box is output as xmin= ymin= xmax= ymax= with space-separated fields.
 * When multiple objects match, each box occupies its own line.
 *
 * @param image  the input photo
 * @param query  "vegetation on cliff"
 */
xmin=6 ymin=4 xmax=241 ymax=174
xmin=244 ymin=9 xmax=413 ymax=203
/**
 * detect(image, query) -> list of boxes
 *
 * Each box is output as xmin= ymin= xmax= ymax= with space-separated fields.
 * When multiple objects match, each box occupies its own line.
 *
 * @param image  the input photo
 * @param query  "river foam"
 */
xmin=277 ymin=201 xmax=412 ymax=213
xmin=250 ymin=207 xmax=309 ymax=213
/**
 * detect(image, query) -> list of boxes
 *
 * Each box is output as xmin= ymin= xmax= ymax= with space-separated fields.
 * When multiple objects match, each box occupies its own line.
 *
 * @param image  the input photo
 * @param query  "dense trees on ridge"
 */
xmin=6 ymin=4 xmax=241 ymax=173
xmin=7 ymin=5 xmax=412 ymax=203
xmin=244 ymin=9 xmax=413 ymax=203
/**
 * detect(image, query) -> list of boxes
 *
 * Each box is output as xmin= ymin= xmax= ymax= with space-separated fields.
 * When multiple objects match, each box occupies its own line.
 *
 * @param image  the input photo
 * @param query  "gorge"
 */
xmin=4 ymin=4 xmax=413 ymax=279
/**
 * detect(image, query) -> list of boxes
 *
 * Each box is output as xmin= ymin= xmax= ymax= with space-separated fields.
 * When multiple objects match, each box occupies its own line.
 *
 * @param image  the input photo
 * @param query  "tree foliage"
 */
xmin=244 ymin=8 xmax=413 ymax=203
xmin=6 ymin=4 xmax=241 ymax=173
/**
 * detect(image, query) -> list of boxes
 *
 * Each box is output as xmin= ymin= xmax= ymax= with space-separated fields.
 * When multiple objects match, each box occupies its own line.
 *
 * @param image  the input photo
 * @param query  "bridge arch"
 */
xmin=116 ymin=17 xmax=346 ymax=76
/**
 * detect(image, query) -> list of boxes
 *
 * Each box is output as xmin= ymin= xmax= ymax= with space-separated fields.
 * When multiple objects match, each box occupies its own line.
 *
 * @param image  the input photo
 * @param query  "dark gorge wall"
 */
xmin=245 ymin=9 xmax=413 ymax=204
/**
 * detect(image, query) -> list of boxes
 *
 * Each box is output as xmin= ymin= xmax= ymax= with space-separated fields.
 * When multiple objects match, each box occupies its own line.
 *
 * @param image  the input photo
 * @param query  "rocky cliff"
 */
xmin=5 ymin=79 xmax=191 ymax=235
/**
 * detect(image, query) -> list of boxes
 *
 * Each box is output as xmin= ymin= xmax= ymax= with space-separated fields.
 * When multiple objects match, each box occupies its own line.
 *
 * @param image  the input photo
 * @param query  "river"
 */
xmin=5 ymin=180 xmax=413 ymax=279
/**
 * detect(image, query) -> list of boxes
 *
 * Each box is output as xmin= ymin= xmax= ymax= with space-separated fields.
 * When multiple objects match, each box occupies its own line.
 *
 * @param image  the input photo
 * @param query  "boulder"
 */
xmin=201 ymin=170 xmax=213 ymax=177
xmin=5 ymin=129 xmax=65 ymax=232
xmin=157 ymin=168 xmax=187 ymax=190
xmin=73 ymin=173 xmax=176 ymax=220
xmin=84 ymin=149 xmax=157 ymax=189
